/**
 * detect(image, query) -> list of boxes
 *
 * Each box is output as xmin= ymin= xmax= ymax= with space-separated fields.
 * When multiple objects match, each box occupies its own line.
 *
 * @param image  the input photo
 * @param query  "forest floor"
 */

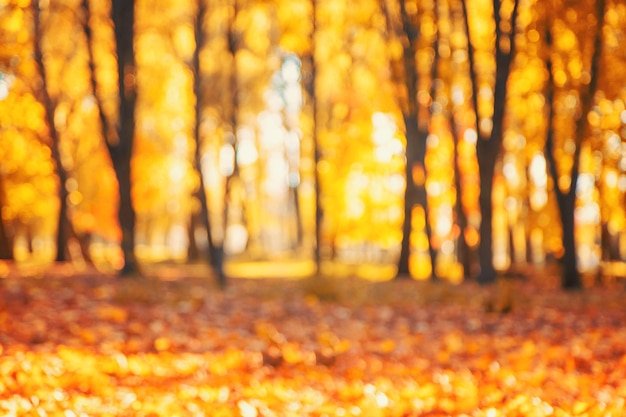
xmin=1 ymin=262 xmax=626 ymax=416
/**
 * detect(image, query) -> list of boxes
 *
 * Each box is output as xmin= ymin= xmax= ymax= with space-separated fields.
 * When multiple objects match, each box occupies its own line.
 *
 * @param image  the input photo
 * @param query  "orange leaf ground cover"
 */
xmin=1 ymin=265 xmax=626 ymax=416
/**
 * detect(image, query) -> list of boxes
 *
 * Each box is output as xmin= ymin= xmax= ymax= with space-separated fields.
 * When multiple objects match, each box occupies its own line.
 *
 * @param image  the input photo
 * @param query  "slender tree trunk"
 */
xmin=109 ymin=0 xmax=139 ymax=276
xmin=192 ymin=0 xmax=225 ymax=286
xmin=214 ymin=0 xmax=243 ymax=275
xmin=303 ymin=0 xmax=322 ymax=271
xmin=415 ymin=1 xmax=440 ymax=281
xmin=544 ymin=33 xmax=580 ymax=289
xmin=544 ymin=0 xmax=604 ymax=289
xmin=0 ymin=220 xmax=11 ymax=260
xmin=463 ymin=0 xmax=519 ymax=284
xmin=561 ymin=0 xmax=603 ymax=289
xmin=397 ymin=116 xmax=418 ymax=276
xmin=388 ymin=0 xmax=419 ymax=278
xmin=290 ymin=184 xmax=303 ymax=249
xmin=559 ymin=193 xmax=578 ymax=286
xmin=600 ymin=222 xmax=620 ymax=262
xmin=461 ymin=0 xmax=484 ymax=282
xmin=0 ymin=176 xmax=13 ymax=260
xmin=32 ymin=1 xmax=70 ymax=263
xmin=73 ymin=230 xmax=94 ymax=265
xmin=384 ymin=0 xmax=438 ymax=279
xmin=78 ymin=0 xmax=120 ymax=269
xmin=475 ymin=151 xmax=497 ymax=283
xmin=449 ymin=111 xmax=472 ymax=278
xmin=187 ymin=212 xmax=200 ymax=261
xmin=546 ymin=129 xmax=580 ymax=289
xmin=444 ymin=0 xmax=471 ymax=278
xmin=82 ymin=0 xmax=116 ymax=144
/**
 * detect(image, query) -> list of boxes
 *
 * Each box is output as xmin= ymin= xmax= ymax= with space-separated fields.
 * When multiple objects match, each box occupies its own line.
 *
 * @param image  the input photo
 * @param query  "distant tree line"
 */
xmin=0 ymin=0 xmax=623 ymax=291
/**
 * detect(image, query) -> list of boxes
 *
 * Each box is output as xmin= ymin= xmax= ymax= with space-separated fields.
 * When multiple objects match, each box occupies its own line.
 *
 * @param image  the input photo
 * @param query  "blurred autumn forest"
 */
xmin=1 ymin=0 xmax=625 ymax=289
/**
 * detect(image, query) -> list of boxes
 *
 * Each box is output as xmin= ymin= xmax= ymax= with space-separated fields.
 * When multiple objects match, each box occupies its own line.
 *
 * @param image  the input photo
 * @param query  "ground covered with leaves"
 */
xmin=1 ymin=264 xmax=626 ymax=416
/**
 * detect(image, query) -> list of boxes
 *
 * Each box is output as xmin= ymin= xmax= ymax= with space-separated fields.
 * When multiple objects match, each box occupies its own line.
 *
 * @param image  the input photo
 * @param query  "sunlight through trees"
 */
xmin=1 ymin=0 xmax=626 ymax=287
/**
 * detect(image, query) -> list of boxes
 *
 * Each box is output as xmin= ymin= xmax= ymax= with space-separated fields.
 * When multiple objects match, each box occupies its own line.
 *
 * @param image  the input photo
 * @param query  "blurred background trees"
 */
xmin=0 ymin=0 xmax=625 ymax=288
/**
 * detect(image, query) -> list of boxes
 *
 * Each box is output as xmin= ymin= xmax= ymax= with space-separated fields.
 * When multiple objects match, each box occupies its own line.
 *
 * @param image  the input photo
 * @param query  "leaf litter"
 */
xmin=0 ymin=266 xmax=626 ymax=416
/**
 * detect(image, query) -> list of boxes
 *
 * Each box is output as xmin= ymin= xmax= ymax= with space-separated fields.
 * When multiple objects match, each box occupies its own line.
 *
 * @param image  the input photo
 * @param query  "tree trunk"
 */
xmin=415 ymin=0 xmax=440 ymax=281
xmin=187 ymin=212 xmax=200 ymax=261
xmin=81 ymin=0 xmax=125 ymax=270
xmin=215 ymin=0 xmax=242 ymax=274
xmin=448 ymin=0 xmax=472 ymax=279
xmin=475 ymin=149 xmax=497 ymax=284
xmin=396 ymin=115 xmax=417 ymax=277
xmin=387 ymin=0 xmax=438 ymax=279
xmin=544 ymin=0 xmax=604 ymax=290
xmin=545 ymin=85 xmax=581 ymax=288
xmin=113 ymin=158 xmax=138 ymax=275
xmin=32 ymin=1 xmax=70 ymax=263
xmin=303 ymin=0 xmax=322 ymax=270
xmin=291 ymin=185 xmax=303 ymax=249
xmin=82 ymin=0 xmax=117 ymax=144
xmin=600 ymin=222 xmax=620 ymax=262
xmin=109 ymin=0 xmax=139 ymax=276
xmin=545 ymin=55 xmax=581 ymax=290
xmin=0 ymin=216 xmax=11 ymax=260
xmin=449 ymin=112 xmax=472 ymax=278
xmin=192 ymin=0 xmax=225 ymax=287
xmin=560 ymin=193 xmax=579 ymax=288
xmin=463 ymin=0 xmax=519 ymax=285
xmin=0 ymin=176 xmax=12 ymax=260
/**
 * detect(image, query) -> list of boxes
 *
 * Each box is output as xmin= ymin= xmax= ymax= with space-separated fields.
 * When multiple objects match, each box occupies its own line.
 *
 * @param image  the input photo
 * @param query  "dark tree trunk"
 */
xmin=32 ymin=1 xmax=70 ymax=263
xmin=416 ymin=1 xmax=440 ymax=281
xmin=73 ymin=230 xmax=94 ymax=265
xmin=545 ymin=0 xmax=604 ymax=290
xmin=0 ymin=176 xmax=13 ymax=260
xmin=386 ymin=0 xmax=419 ymax=278
xmin=109 ymin=0 xmax=139 ymax=276
xmin=544 ymin=33 xmax=580 ymax=290
xmin=26 ymin=225 xmax=34 ymax=254
xmin=463 ymin=0 xmax=519 ymax=285
xmin=449 ymin=112 xmax=472 ymax=278
xmin=302 ymin=0 xmax=322 ymax=270
xmin=475 ymin=150 xmax=497 ymax=283
xmin=447 ymin=0 xmax=472 ymax=278
xmin=414 ymin=131 xmax=438 ymax=279
xmin=544 ymin=0 xmax=604 ymax=290
xmin=507 ymin=225 xmax=515 ymax=265
xmin=82 ymin=0 xmax=117 ymax=144
xmin=397 ymin=116 xmax=418 ymax=277
xmin=78 ymin=0 xmax=119 ymax=269
xmin=215 ymin=0 xmax=242 ymax=274
xmin=112 ymin=155 xmax=138 ymax=275
xmin=544 ymin=85 xmax=580 ymax=288
xmin=559 ymin=192 xmax=579 ymax=288
xmin=600 ymin=223 xmax=620 ymax=262
xmin=187 ymin=212 xmax=200 ymax=262
xmin=192 ymin=0 xmax=225 ymax=287
xmin=290 ymin=185 xmax=303 ymax=249
xmin=384 ymin=0 xmax=438 ymax=279
xmin=546 ymin=125 xmax=580 ymax=289
xmin=461 ymin=0 xmax=489 ymax=283
xmin=0 ymin=220 xmax=12 ymax=260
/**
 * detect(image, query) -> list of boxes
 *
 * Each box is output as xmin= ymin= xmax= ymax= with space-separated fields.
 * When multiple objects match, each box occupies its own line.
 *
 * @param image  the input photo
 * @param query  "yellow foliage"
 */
xmin=0 ymin=0 xmax=623 ymax=272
